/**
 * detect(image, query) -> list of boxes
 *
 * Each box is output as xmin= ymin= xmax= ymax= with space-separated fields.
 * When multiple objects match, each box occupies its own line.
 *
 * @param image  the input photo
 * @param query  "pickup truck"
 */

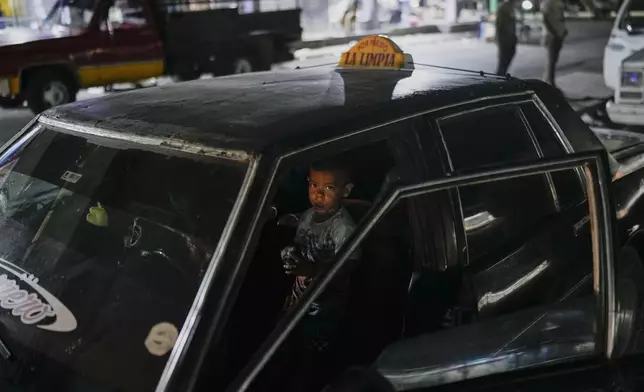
xmin=2 ymin=35 xmax=644 ymax=392
xmin=0 ymin=0 xmax=301 ymax=114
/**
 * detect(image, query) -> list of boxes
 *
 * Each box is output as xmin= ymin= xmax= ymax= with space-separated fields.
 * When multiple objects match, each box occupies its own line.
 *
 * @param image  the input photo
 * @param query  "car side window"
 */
xmin=438 ymin=105 xmax=558 ymax=262
xmin=210 ymin=122 xmax=438 ymax=391
xmin=438 ymin=105 xmax=539 ymax=171
xmin=374 ymin=168 xmax=597 ymax=391
xmin=233 ymin=164 xmax=599 ymax=392
xmin=107 ymin=0 xmax=147 ymax=29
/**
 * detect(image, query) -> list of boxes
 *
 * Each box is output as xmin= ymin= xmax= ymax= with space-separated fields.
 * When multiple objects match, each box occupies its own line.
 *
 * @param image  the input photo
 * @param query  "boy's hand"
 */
xmin=283 ymin=260 xmax=319 ymax=277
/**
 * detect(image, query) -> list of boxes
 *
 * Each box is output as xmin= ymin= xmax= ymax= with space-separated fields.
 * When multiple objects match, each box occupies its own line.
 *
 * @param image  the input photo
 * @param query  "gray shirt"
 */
xmin=289 ymin=207 xmax=359 ymax=317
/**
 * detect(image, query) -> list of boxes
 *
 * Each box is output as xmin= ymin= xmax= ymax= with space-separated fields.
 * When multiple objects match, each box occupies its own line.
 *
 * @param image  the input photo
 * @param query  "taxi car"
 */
xmin=1 ymin=35 xmax=644 ymax=392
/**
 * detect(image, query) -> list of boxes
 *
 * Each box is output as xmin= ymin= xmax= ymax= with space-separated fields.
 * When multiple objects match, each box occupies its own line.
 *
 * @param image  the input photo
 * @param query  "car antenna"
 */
xmin=414 ymin=62 xmax=505 ymax=78
xmin=294 ymin=62 xmax=337 ymax=70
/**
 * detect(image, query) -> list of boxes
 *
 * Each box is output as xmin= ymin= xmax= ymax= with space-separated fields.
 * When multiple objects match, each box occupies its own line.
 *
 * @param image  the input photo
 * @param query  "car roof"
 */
xmin=43 ymin=67 xmax=533 ymax=153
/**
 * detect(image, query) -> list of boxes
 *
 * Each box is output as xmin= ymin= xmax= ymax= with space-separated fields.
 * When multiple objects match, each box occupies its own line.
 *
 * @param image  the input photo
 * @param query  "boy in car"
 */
xmin=279 ymin=158 xmax=360 ymax=389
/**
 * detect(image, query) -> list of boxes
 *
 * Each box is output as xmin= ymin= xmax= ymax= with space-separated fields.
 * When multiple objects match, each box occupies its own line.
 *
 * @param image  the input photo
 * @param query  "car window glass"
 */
xmin=459 ymin=174 xmax=558 ymax=262
xmin=0 ymin=125 xmax=248 ymax=392
xmin=239 ymin=167 xmax=598 ymax=391
xmin=438 ymin=105 xmax=538 ymax=172
xmin=43 ymin=0 xmax=99 ymax=30
xmin=108 ymin=0 xmax=147 ymax=29
xmin=620 ymin=0 xmax=644 ymax=31
xmin=438 ymin=105 xmax=559 ymax=261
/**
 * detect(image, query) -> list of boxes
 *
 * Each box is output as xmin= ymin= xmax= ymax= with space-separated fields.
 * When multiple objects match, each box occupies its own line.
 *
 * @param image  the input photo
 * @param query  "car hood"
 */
xmin=0 ymin=26 xmax=69 ymax=47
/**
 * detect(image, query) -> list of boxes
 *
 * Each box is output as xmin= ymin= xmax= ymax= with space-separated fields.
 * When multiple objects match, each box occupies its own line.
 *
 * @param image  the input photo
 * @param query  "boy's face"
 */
xmin=308 ymin=169 xmax=353 ymax=218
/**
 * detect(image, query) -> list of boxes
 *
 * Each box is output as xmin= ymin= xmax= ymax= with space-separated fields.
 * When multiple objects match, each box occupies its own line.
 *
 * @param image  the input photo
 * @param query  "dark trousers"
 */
xmin=545 ymin=36 xmax=564 ymax=86
xmin=496 ymin=40 xmax=516 ymax=76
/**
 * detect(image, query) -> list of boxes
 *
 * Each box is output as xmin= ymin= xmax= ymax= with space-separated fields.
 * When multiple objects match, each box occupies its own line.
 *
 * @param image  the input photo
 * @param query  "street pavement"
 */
xmin=0 ymin=20 xmax=614 ymax=144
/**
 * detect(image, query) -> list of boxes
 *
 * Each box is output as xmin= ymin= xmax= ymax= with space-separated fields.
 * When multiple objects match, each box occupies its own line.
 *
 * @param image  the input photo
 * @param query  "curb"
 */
xmin=292 ymin=22 xmax=479 ymax=50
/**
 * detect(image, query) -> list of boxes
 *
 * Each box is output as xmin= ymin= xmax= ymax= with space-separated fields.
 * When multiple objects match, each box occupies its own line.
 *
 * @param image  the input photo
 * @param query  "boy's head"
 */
xmin=308 ymin=159 xmax=354 ymax=218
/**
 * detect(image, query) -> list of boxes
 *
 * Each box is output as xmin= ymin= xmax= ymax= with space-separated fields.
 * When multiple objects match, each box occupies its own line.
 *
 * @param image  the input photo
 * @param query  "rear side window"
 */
xmin=439 ymin=106 xmax=538 ymax=171
xmin=521 ymin=103 xmax=585 ymax=209
xmin=438 ymin=105 xmax=558 ymax=261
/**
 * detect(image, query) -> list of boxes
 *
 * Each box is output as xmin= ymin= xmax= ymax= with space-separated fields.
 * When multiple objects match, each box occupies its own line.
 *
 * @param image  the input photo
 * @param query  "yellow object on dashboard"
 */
xmin=338 ymin=35 xmax=413 ymax=70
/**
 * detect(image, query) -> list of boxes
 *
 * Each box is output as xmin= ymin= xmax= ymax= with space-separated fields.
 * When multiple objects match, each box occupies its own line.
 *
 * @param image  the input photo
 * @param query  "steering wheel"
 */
xmin=123 ymin=214 xmax=204 ymax=285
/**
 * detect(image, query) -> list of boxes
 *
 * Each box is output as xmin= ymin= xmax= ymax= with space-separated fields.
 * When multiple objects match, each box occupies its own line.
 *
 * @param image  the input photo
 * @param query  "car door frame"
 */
xmin=425 ymin=95 xmax=599 ymax=322
xmin=414 ymin=93 xmax=564 ymax=269
xmin=227 ymin=151 xmax=618 ymax=392
xmin=156 ymin=115 xmax=440 ymax=392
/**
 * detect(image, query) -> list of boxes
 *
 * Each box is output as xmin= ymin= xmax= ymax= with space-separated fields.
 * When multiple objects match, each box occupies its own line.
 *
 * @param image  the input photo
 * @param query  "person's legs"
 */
xmin=496 ymin=42 xmax=516 ymax=76
xmin=546 ymin=37 xmax=563 ymax=86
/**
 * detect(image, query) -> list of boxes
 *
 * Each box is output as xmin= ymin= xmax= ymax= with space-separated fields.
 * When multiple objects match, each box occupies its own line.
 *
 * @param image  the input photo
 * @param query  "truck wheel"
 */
xmin=26 ymin=71 xmax=76 ymax=114
xmin=233 ymin=58 xmax=254 ymax=74
xmin=173 ymin=66 xmax=201 ymax=82
xmin=252 ymin=38 xmax=274 ymax=72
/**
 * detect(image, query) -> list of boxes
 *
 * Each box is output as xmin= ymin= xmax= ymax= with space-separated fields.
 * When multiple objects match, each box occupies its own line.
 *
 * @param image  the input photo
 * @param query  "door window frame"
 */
xmin=226 ymin=151 xmax=617 ymax=392
xmin=156 ymin=116 xmax=431 ymax=391
xmin=418 ymin=95 xmax=586 ymax=267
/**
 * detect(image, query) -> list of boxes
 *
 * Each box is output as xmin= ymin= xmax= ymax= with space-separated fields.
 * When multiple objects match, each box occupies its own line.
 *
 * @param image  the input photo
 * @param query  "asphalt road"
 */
xmin=0 ymin=20 xmax=613 ymax=144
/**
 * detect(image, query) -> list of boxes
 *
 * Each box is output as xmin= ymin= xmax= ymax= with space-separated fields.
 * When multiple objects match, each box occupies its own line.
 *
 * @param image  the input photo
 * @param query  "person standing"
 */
xmin=495 ymin=0 xmax=517 ymax=76
xmin=542 ymin=0 xmax=567 ymax=87
xmin=341 ymin=0 xmax=360 ymax=34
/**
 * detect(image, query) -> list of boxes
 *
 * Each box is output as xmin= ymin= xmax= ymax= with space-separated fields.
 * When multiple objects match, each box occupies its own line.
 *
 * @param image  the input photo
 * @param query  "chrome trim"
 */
xmin=39 ymin=115 xmax=252 ymax=162
xmin=0 ymin=114 xmax=40 ymax=156
xmin=531 ymin=94 xmax=588 ymax=192
xmin=587 ymin=160 xmax=617 ymax=358
xmin=559 ymin=273 xmax=592 ymax=302
xmin=531 ymin=96 xmax=574 ymax=154
xmin=437 ymin=98 xmax=534 ymax=122
xmin=519 ymin=106 xmax=561 ymax=211
xmin=155 ymin=156 xmax=260 ymax=392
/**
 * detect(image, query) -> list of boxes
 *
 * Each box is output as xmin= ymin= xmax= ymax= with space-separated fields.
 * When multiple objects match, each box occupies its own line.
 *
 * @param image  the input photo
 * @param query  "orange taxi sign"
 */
xmin=338 ymin=35 xmax=411 ymax=69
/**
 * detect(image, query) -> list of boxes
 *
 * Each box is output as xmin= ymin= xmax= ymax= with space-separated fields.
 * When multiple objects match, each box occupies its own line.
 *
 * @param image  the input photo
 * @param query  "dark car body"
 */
xmin=0 ymin=66 xmax=643 ymax=392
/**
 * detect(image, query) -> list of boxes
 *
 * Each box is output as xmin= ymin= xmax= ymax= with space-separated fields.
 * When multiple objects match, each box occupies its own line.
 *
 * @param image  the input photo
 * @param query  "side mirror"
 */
xmin=323 ymin=367 xmax=395 ymax=392
xmin=277 ymin=213 xmax=299 ymax=228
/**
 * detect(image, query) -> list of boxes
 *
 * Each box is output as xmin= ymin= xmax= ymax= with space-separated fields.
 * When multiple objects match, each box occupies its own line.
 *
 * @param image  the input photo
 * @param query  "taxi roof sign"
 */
xmin=338 ymin=35 xmax=414 ymax=70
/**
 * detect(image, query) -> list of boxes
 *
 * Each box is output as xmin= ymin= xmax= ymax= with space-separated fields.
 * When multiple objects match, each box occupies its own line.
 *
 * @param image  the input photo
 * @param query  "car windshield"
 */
xmin=620 ymin=0 xmax=644 ymax=32
xmin=41 ymin=0 xmax=99 ymax=30
xmin=0 ymin=124 xmax=249 ymax=392
xmin=593 ymin=127 xmax=644 ymax=152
